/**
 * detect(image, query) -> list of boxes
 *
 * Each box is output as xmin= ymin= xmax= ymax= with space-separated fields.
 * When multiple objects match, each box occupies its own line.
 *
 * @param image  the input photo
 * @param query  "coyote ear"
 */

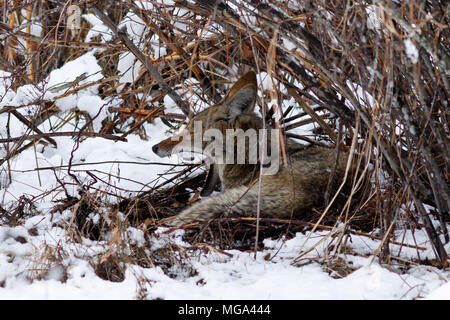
xmin=224 ymin=72 xmax=257 ymax=122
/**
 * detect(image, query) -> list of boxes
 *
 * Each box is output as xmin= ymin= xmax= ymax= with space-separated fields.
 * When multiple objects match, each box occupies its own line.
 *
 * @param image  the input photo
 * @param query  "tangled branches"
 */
xmin=0 ymin=0 xmax=448 ymax=264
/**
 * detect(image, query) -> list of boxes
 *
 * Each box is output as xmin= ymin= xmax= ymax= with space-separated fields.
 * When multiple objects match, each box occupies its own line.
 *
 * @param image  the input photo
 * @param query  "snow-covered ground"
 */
xmin=0 ymin=73 xmax=448 ymax=298
xmin=0 ymin=206 xmax=449 ymax=299
xmin=0 ymin=7 xmax=448 ymax=300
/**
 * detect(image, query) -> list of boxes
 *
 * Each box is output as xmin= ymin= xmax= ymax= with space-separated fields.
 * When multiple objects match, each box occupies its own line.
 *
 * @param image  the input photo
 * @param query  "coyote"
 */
xmin=152 ymin=71 xmax=351 ymax=226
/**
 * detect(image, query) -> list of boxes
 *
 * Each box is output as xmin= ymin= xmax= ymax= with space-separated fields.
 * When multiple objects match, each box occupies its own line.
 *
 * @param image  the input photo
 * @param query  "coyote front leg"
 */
xmin=161 ymin=186 xmax=259 ymax=226
xmin=161 ymin=182 xmax=299 ymax=226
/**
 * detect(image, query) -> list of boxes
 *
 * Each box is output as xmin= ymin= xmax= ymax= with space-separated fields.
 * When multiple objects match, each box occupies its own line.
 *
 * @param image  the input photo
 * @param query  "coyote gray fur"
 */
xmin=152 ymin=71 xmax=350 ymax=226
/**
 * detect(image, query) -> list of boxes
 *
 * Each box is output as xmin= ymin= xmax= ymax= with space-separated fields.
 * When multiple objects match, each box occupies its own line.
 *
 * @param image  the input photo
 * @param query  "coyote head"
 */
xmin=152 ymin=71 xmax=259 ymax=160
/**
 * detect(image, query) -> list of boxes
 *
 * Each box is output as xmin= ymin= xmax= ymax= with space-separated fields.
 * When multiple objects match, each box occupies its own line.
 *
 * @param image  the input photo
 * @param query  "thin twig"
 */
xmin=0 ymin=131 xmax=127 ymax=143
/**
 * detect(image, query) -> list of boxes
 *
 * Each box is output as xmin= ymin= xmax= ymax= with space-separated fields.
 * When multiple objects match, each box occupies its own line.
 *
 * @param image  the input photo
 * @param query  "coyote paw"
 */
xmin=158 ymin=196 xmax=228 ymax=227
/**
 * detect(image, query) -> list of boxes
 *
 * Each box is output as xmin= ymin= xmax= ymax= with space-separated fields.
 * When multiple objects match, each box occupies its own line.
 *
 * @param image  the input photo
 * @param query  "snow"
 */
xmin=83 ymin=13 xmax=113 ymax=42
xmin=366 ymin=5 xmax=381 ymax=31
xmin=0 ymin=214 xmax=448 ymax=299
xmin=117 ymin=51 xmax=143 ymax=85
xmin=404 ymin=38 xmax=419 ymax=64
xmin=425 ymin=281 xmax=450 ymax=300
xmin=0 ymin=11 xmax=448 ymax=301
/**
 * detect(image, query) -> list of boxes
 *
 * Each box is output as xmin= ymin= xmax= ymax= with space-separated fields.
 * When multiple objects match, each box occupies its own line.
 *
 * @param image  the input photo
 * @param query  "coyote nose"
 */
xmin=152 ymin=144 xmax=159 ymax=154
